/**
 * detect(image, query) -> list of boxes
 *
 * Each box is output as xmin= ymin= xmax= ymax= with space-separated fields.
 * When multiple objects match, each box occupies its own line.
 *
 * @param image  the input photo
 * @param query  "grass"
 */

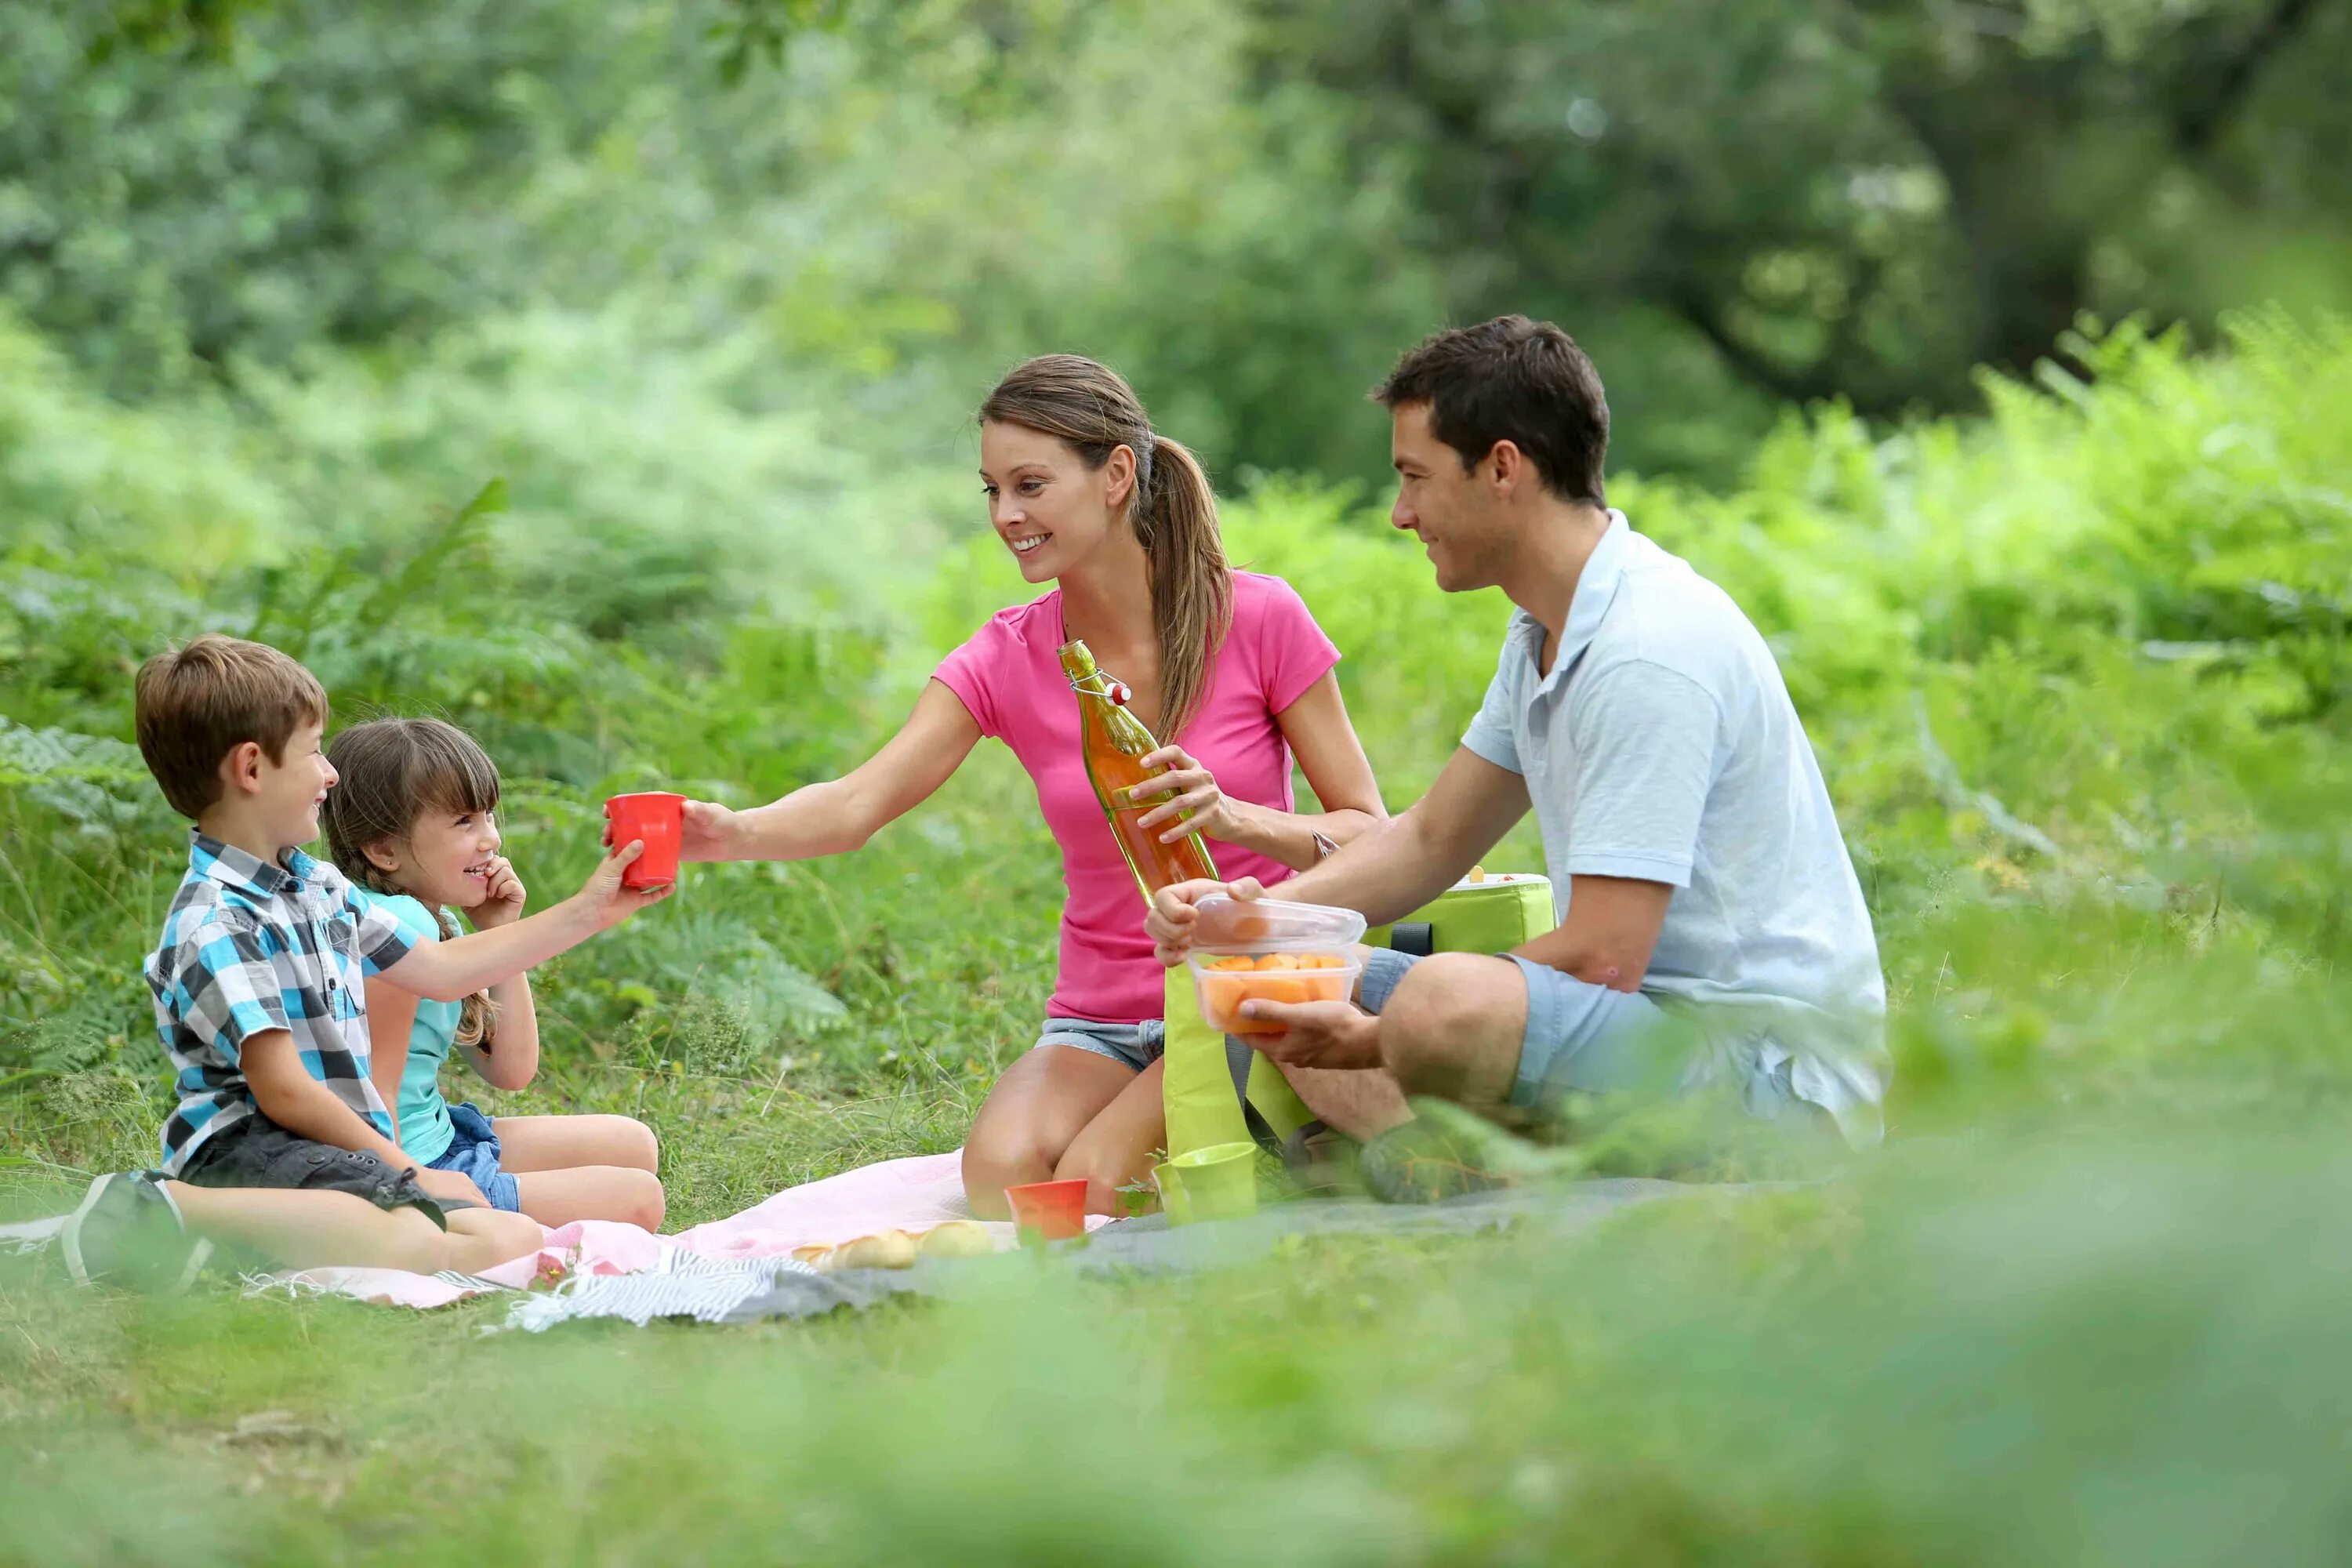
xmin=5 ymin=314 xmax=2352 ymax=1562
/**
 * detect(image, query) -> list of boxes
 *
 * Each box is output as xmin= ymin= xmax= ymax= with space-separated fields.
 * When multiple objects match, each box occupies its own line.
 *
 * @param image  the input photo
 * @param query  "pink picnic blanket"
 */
xmin=250 ymin=1150 xmax=1109 ymax=1308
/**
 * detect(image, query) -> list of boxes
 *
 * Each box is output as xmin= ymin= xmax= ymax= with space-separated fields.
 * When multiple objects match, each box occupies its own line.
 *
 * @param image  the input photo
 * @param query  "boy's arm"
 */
xmin=376 ymin=842 xmax=667 ymax=1004
xmin=243 ymin=1026 xmax=420 ymax=1170
xmin=363 ymin=976 xmax=417 ymax=1142
xmin=245 ymin=1028 xmax=486 ymax=1207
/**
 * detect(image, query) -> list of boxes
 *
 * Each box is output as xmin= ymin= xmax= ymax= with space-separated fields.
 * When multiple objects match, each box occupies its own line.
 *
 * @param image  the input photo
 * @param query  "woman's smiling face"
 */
xmin=978 ymin=420 xmax=1135 ymax=584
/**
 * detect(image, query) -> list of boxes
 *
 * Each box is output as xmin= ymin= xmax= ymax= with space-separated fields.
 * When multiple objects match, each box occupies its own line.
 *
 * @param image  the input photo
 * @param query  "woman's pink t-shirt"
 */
xmin=932 ymin=571 xmax=1341 ymax=1025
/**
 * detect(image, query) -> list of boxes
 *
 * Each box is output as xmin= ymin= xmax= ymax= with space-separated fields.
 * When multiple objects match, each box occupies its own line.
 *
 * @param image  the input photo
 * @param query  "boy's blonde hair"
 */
xmin=134 ymin=634 xmax=329 ymax=821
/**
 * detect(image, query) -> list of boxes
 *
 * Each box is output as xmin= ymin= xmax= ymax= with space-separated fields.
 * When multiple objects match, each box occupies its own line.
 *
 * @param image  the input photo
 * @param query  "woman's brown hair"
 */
xmin=321 ymin=717 xmax=502 ymax=1051
xmin=980 ymin=354 xmax=1232 ymax=740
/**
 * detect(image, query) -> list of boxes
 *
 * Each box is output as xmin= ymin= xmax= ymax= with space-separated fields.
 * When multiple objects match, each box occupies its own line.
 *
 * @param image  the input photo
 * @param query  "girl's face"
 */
xmin=376 ymin=801 xmax=503 ymax=909
xmin=978 ymin=420 xmax=1138 ymax=585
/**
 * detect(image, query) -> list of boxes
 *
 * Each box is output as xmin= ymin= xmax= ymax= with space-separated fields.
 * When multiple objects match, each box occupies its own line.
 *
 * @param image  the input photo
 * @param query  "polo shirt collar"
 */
xmin=1508 ymin=509 xmax=1632 ymax=689
xmin=189 ymin=830 xmax=315 ymax=900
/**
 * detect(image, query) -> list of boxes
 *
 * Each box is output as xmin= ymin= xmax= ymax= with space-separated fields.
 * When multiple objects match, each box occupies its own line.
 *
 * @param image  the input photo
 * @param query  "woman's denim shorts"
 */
xmin=1034 ymin=1017 xmax=1166 ymax=1073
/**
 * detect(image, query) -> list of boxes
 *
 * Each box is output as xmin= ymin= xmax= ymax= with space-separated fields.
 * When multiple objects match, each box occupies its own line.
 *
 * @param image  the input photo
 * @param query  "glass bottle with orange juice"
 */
xmin=1058 ymin=638 xmax=1218 ymax=902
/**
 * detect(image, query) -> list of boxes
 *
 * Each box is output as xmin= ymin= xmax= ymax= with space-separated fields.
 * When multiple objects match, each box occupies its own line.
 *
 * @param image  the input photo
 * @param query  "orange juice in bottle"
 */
xmin=1058 ymin=638 xmax=1218 ymax=901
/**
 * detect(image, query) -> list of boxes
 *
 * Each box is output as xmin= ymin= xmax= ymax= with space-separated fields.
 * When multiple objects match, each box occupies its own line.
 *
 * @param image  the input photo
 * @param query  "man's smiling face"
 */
xmin=1388 ymin=401 xmax=1508 ymax=593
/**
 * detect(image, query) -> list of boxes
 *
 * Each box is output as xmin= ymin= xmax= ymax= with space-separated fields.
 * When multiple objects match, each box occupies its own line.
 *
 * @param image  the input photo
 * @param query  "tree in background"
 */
xmin=1257 ymin=0 xmax=2350 ymax=416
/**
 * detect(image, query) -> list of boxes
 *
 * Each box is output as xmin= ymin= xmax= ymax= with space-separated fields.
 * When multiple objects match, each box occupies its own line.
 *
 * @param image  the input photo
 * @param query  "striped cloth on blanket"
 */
xmin=498 ymin=1250 xmax=829 ymax=1333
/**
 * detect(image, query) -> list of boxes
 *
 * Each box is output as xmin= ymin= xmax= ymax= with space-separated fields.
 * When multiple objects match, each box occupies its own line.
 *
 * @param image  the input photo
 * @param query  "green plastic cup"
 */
xmin=1160 ymin=1142 xmax=1258 ymax=1224
xmin=1151 ymin=1160 xmax=1194 ymax=1225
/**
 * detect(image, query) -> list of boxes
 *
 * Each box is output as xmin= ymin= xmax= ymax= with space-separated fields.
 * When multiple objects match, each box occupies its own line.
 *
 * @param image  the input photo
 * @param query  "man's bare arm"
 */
xmin=1513 ymin=875 xmax=1674 ymax=991
xmin=1261 ymin=746 xmax=1532 ymax=925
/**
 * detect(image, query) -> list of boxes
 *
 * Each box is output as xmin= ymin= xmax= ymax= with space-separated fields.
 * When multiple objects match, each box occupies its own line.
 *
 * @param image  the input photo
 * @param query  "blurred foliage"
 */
xmin=2 ymin=6 xmax=2351 ymax=1557
xmin=17 ymin=0 xmax=2347 ymax=488
xmin=1263 ymin=0 xmax=2352 ymax=433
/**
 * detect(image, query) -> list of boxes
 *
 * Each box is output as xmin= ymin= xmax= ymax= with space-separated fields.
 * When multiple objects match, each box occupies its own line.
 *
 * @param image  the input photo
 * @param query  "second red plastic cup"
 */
xmin=603 ymin=791 xmax=685 ymax=889
xmin=1004 ymin=1178 xmax=1089 ymax=1247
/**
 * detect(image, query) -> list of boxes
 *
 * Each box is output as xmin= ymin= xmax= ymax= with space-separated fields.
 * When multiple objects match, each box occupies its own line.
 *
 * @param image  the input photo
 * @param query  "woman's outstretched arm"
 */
xmin=682 ymin=680 xmax=985 ymax=863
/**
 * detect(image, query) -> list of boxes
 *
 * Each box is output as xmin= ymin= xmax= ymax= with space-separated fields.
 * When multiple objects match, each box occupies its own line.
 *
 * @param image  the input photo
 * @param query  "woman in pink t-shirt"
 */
xmin=678 ymin=355 xmax=1385 ymax=1217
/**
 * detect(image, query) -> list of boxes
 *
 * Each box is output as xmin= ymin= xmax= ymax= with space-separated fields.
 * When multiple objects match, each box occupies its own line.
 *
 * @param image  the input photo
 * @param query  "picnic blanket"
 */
xmin=8 ymin=1156 xmax=1725 ymax=1329
xmin=249 ymin=1149 xmax=1070 ymax=1308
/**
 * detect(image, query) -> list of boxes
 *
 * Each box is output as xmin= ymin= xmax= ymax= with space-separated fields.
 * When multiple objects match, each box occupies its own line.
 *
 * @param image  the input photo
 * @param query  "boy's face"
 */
xmin=223 ymin=720 xmax=337 ymax=852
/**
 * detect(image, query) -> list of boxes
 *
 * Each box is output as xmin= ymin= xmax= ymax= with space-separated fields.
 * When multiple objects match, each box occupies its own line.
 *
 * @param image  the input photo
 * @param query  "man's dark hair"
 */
xmin=1373 ymin=315 xmax=1610 ymax=505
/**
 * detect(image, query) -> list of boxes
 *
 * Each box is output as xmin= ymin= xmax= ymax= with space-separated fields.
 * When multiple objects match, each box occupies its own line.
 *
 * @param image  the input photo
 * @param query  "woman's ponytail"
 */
xmin=1132 ymin=433 xmax=1231 ymax=741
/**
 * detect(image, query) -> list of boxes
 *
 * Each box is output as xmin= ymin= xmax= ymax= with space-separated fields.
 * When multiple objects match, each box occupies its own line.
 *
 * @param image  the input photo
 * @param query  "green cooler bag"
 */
xmin=1162 ymin=873 xmax=1555 ymax=1157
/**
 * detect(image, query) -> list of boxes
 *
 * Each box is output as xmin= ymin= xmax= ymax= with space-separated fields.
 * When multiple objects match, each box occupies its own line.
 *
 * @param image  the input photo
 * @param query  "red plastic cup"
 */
xmin=1004 ymin=1178 xmax=1089 ymax=1247
xmin=603 ymin=792 xmax=685 ymax=889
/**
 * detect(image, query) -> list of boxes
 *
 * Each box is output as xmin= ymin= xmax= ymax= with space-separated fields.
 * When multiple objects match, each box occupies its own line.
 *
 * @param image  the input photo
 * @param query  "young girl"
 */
xmin=322 ymin=717 xmax=666 ymax=1231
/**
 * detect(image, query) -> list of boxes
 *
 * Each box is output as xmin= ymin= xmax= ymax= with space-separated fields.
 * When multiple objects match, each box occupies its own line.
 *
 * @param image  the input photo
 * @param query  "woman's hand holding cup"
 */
xmin=678 ymin=799 xmax=745 ymax=863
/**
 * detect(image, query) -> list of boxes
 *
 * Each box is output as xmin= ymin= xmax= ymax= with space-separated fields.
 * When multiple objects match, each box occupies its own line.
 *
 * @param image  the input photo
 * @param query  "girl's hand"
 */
xmin=466 ymin=854 xmax=527 ymax=930
xmin=1131 ymin=746 xmax=1247 ymax=844
xmin=575 ymin=841 xmax=673 ymax=931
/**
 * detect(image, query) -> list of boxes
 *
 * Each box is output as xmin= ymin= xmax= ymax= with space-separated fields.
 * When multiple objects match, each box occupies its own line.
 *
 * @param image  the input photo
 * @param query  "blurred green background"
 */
xmin=3 ymin=2 xmax=2350 ymax=1563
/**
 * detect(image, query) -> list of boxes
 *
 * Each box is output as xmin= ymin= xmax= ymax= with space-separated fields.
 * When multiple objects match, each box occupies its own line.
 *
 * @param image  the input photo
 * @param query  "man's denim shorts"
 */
xmin=1035 ymin=1017 xmax=1167 ymax=1073
xmin=1359 ymin=948 xmax=1664 ymax=1109
xmin=425 ymin=1102 xmax=524 ymax=1212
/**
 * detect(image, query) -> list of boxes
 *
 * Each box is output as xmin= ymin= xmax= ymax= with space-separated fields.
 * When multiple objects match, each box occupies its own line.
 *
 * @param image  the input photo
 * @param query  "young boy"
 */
xmin=60 ymin=633 xmax=669 ymax=1288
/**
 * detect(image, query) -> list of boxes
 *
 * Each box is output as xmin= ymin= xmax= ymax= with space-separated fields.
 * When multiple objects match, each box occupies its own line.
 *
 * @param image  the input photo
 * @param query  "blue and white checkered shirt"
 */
xmin=143 ymin=833 xmax=417 ymax=1174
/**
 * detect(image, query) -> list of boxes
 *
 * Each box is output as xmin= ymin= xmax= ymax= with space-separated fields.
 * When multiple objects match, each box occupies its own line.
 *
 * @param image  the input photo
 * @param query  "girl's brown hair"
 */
xmin=321 ymin=717 xmax=502 ymax=1051
xmin=980 ymin=354 xmax=1232 ymax=740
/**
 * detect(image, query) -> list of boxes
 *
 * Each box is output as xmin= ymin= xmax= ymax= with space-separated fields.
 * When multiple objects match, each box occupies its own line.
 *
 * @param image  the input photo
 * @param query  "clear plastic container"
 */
xmin=1185 ymin=894 xmax=1368 ymax=1036
xmin=1189 ymin=893 xmax=1367 ymax=952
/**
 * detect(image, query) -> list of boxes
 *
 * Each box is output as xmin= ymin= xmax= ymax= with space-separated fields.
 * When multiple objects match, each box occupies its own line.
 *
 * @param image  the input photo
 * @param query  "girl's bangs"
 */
xmin=411 ymin=724 xmax=503 ymax=817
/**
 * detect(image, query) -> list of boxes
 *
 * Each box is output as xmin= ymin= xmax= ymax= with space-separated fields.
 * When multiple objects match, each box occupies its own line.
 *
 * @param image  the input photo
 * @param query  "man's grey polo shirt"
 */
xmin=1461 ymin=511 xmax=1889 ymax=1138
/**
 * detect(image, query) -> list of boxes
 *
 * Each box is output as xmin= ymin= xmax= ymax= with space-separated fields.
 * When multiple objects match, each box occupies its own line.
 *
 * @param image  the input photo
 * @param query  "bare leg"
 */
xmin=962 ymin=1047 xmax=1136 ymax=1219
xmin=437 ymin=1207 xmax=549 ymax=1274
xmin=508 ymin=1168 xmax=665 ymax=1230
xmin=494 ymin=1115 xmax=666 ymax=1230
xmin=1377 ymin=953 xmax=1529 ymax=1112
xmin=1052 ymin=1057 xmax=1167 ymax=1214
xmin=492 ymin=1114 xmax=660 ymax=1173
xmin=1277 ymin=1062 xmax=1416 ymax=1141
xmin=161 ymin=1183 xmax=540 ymax=1275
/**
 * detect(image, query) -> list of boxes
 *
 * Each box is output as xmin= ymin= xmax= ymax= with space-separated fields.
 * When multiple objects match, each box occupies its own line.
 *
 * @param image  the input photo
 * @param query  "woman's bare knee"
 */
xmin=963 ymin=1136 xmax=1054 ymax=1220
xmin=1051 ymin=1142 xmax=1150 ymax=1216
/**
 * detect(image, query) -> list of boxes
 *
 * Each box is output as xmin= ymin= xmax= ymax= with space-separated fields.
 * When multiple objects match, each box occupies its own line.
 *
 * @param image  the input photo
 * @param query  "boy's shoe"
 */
xmin=60 ymin=1172 xmax=213 ymax=1293
xmin=1359 ymin=1099 xmax=1577 ymax=1204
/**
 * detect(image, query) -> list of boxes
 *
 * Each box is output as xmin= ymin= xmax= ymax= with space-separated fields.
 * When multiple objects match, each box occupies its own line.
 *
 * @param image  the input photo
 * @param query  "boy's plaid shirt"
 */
xmin=143 ymin=833 xmax=417 ymax=1174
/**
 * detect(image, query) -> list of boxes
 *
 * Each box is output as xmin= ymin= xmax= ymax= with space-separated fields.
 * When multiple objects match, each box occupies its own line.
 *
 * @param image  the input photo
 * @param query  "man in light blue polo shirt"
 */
xmin=1148 ymin=314 xmax=1887 ymax=1144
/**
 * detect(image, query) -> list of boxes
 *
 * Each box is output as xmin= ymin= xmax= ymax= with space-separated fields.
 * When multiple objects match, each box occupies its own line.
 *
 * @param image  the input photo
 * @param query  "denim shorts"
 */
xmin=425 ymin=1102 xmax=523 ymax=1212
xmin=1035 ymin=1017 xmax=1166 ymax=1073
xmin=1358 ymin=950 xmax=1848 ymax=1133
xmin=1359 ymin=948 xmax=1665 ymax=1109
